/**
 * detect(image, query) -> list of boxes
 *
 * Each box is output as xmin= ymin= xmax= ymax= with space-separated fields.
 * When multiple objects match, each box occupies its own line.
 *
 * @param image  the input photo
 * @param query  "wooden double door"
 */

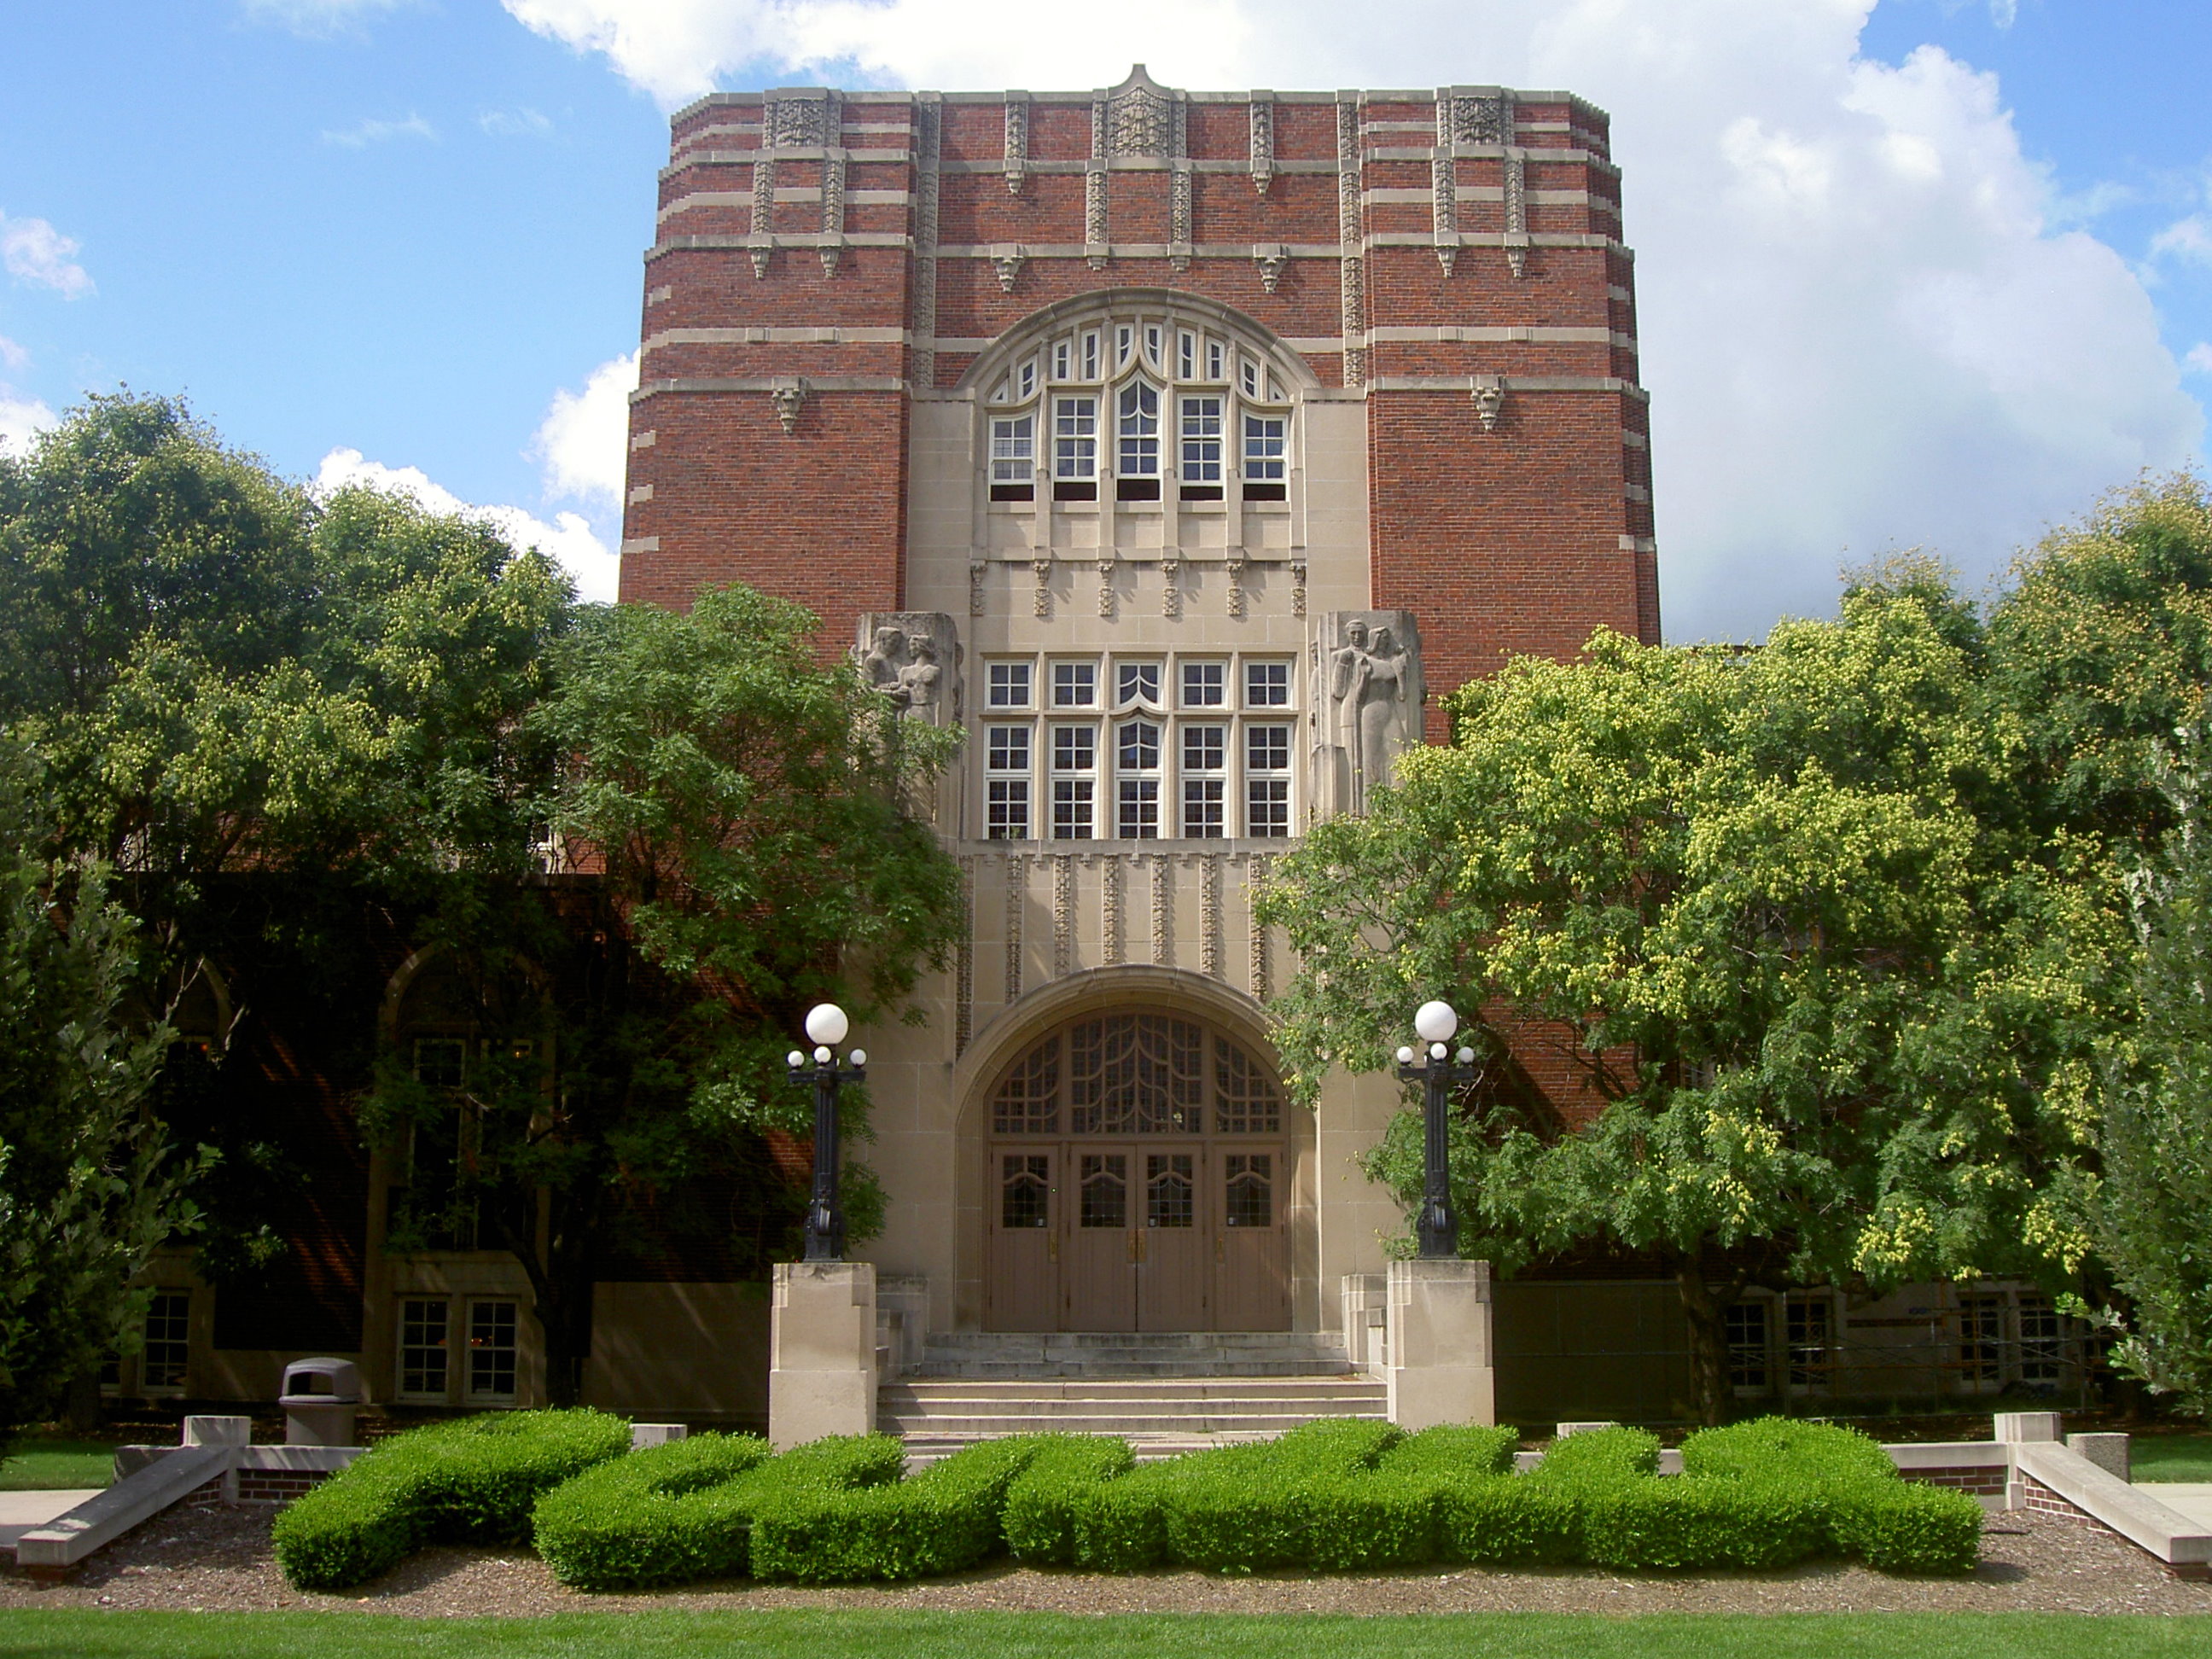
xmin=988 ymin=1139 xmax=1289 ymax=1331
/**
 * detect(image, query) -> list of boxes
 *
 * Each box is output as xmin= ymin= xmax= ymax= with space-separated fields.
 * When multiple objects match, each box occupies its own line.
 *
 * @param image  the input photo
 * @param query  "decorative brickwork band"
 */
xmin=1336 ymin=98 xmax=1366 ymax=387
xmin=911 ymin=96 xmax=942 ymax=388
xmin=1249 ymin=95 xmax=1276 ymax=195
xmin=1002 ymin=94 xmax=1027 ymax=195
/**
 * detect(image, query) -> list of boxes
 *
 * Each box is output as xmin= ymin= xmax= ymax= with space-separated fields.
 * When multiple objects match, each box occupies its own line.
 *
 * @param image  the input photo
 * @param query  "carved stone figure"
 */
xmin=1312 ymin=611 xmax=1424 ymax=816
xmin=854 ymin=613 xmax=963 ymax=725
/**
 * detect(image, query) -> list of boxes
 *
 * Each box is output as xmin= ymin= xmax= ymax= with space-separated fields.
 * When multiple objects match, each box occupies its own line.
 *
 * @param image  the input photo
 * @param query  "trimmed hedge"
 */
xmin=271 ymin=1409 xmax=632 ymax=1591
xmin=750 ymin=1435 xmax=1048 ymax=1583
xmin=533 ymin=1431 xmax=903 ymax=1590
xmin=282 ymin=1412 xmax=1979 ymax=1591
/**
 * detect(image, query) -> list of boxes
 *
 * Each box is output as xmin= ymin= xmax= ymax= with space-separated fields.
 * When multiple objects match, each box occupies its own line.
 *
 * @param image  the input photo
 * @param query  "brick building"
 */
xmin=112 ymin=73 xmax=2084 ymax=1430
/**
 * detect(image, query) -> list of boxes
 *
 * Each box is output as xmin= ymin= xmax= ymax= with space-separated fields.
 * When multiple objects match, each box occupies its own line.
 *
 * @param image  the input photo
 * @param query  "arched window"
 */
xmin=976 ymin=294 xmax=1303 ymax=509
xmin=988 ymin=1012 xmax=1284 ymax=1137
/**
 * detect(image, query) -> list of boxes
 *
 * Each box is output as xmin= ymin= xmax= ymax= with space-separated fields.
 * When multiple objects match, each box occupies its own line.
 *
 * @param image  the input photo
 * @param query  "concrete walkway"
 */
xmin=0 ymin=1491 xmax=102 ymax=1552
xmin=2139 ymin=1483 xmax=2212 ymax=1530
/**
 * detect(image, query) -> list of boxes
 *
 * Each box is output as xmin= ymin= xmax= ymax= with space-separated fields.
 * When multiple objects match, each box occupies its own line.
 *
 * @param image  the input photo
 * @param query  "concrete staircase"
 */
xmin=882 ymin=1334 xmax=1384 ymax=1464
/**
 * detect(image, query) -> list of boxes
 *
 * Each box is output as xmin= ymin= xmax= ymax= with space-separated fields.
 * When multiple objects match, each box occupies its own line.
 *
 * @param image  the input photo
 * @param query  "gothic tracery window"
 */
xmin=989 ymin=1014 xmax=1285 ymax=1136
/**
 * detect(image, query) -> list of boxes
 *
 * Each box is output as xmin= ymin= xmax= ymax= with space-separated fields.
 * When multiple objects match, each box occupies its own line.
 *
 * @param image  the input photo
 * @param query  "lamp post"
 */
xmin=1395 ymin=999 xmax=1479 ymax=1259
xmin=785 ymin=1003 xmax=867 ymax=1262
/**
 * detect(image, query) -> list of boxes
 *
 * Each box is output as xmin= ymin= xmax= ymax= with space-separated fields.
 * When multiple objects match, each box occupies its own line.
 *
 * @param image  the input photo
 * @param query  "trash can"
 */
xmin=279 ymin=1357 xmax=362 ymax=1447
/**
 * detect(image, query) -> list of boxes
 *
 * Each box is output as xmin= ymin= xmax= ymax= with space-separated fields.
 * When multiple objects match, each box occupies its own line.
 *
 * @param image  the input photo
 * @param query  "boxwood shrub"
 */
xmin=749 ymin=1435 xmax=1048 ymax=1583
xmin=533 ymin=1430 xmax=904 ymax=1590
xmin=271 ymin=1409 xmax=632 ymax=1591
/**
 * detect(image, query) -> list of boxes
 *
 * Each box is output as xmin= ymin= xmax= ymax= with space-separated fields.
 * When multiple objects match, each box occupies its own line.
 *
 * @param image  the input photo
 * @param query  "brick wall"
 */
xmin=621 ymin=76 xmax=1658 ymax=672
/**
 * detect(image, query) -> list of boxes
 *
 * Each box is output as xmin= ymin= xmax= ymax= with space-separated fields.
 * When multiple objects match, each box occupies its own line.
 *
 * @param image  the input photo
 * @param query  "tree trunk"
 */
xmin=1672 ymin=1246 xmax=1743 ymax=1427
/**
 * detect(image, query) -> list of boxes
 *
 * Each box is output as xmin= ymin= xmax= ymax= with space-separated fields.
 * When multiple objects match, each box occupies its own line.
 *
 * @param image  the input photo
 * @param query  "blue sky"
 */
xmin=3 ymin=0 xmax=2209 ymax=636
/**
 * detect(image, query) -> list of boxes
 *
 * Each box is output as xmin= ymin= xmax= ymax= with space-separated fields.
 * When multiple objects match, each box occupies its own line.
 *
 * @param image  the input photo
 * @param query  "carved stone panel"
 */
xmin=765 ymin=90 xmax=838 ymax=150
xmin=1310 ymin=611 xmax=1424 ymax=817
xmin=855 ymin=612 xmax=963 ymax=725
xmin=1107 ymin=66 xmax=1173 ymax=158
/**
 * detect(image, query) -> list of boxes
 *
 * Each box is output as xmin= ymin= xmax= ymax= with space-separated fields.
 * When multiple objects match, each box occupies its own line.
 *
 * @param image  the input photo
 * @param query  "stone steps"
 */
xmin=909 ymin=1332 xmax=1358 ymax=1380
xmin=880 ymin=1369 xmax=1386 ymax=1449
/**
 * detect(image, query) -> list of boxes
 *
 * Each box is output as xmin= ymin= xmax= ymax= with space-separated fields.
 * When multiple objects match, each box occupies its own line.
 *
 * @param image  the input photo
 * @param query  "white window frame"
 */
xmin=987 ymin=661 xmax=1033 ymax=710
xmin=1116 ymin=381 xmax=1162 ymax=497
xmin=1180 ymin=660 xmax=1227 ymax=709
xmin=465 ymin=1297 xmax=521 ymax=1405
xmin=397 ymin=1296 xmax=453 ymax=1403
xmin=140 ymin=1290 xmax=190 ymax=1394
xmin=989 ymin=413 xmax=1035 ymax=499
xmin=1116 ymin=718 xmax=1162 ymax=840
xmin=1051 ymin=660 xmax=1098 ymax=708
xmin=1246 ymin=722 xmax=1293 ymax=838
xmin=1053 ymin=394 xmax=1098 ymax=498
xmin=1182 ymin=724 xmax=1227 ymax=839
xmin=1051 ymin=722 xmax=1097 ymax=841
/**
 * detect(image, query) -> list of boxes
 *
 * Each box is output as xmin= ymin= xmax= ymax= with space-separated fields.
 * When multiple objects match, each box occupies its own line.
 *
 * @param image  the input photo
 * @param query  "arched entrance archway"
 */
xmin=982 ymin=1007 xmax=1291 ymax=1332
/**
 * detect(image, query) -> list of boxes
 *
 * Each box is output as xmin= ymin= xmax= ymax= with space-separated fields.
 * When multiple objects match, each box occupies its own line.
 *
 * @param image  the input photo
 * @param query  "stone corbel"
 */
xmin=989 ymin=244 xmax=1027 ymax=294
xmin=1249 ymin=95 xmax=1276 ymax=195
xmin=1161 ymin=555 xmax=1182 ymax=619
xmin=1470 ymin=375 xmax=1505 ymax=434
xmin=1097 ymin=556 xmax=1116 ymax=620
xmin=771 ymin=377 xmax=809 ymax=435
xmin=1254 ymin=244 xmax=1290 ymax=294
xmin=1225 ymin=553 xmax=1248 ymax=620
xmin=1505 ymin=233 xmax=1530 ymax=280
xmin=1032 ymin=556 xmax=1052 ymax=619
xmin=820 ymin=242 xmax=844 ymax=278
xmin=969 ymin=557 xmax=987 ymax=617
xmin=1291 ymin=561 xmax=1307 ymax=619
xmin=749 ymin=240 xmax=773 ymax=280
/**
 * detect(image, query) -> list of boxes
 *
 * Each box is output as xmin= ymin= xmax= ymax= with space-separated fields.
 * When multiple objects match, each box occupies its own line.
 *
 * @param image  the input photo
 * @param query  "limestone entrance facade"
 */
xmin=985 ymin=1010 xmax=1290 ymax=1332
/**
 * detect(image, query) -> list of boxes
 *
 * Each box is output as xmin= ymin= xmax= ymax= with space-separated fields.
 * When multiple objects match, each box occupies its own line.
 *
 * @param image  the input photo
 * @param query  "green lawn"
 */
xmin=2133 ymin=1433 xmax=2212 ymax=1483
xmin=2 ymin=1613 xmax=2212 ymax=1659
xmin=0 ymin=1440 xmax=112 ymax=1491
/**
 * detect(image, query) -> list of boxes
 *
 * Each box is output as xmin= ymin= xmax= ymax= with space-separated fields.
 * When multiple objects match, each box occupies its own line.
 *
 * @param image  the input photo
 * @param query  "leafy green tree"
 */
xmin=0 ymin=740 xmax=199 ymax=1452
xmin=362 ymin=585 xmax=965 ymax=1403
xmin=1260 ymin=583 xmax=2122 ymax=1423
xmin=2087 ymin=727 xmax=2212 ymax=1413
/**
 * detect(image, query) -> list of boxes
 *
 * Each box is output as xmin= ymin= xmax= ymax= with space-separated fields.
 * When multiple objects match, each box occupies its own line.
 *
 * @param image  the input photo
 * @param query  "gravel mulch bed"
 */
xmin=3 ymin=1502 xmax=2209 ymax=1618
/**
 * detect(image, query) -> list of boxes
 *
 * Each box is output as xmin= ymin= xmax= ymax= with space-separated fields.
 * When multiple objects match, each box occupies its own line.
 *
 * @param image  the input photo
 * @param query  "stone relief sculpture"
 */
xmin=855 ymin=613 xmax=963 ymax=725
xmin=1311 ymin=611 xmax=1424 ymax=817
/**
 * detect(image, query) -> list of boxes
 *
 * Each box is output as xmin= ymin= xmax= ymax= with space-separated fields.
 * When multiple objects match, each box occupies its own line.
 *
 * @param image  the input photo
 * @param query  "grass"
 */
xmin=2 ymin=1612 xmax=2212 ymax=1659
xmin=0 ymin=1440 xmax=113 ymax=1492
xmin=2133 ymin=1433 xmax=2212 ymax=1484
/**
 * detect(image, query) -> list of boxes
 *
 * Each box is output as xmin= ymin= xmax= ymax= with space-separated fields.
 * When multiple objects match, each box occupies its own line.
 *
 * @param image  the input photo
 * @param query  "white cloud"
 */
xmin=2186 ymin=344 xmax=2212 ymax=377
xmin=314 ymin=446 xmax=620 ymax=602
xmin=0 ymin=392 xmax=57 ymax=460
xmin=479 ymin=107 xmax=555 ymax=138
xmin=532 ymin=352 xmax=637 ymax=509
xmin=321 ymin=113 xmax=437 ymax=148
xmin=500 ymin=0 xmax=2206 ymax=641
xmin=2151 ymin=214 xmax=2212 ymax=267
xmin=1988 ymin=0 xmax=2018 ymax=27
xmin=0 ymin=212 xmax=95 ymax=299
xmin=241 ymin=0 xmax=411 ymax=36
xmin=0 ymin=335 xmax=26 ymax=371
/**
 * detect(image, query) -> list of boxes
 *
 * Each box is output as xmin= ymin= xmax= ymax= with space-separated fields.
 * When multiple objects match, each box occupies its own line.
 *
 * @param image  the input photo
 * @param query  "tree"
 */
xmin=1259 ymin=579 xmax=2122 ymax=1423
xmin=360 ymin=585 xmax=965 ymax=1403
xmin=0 ymin=740 xmax=199 ymax=1453
xmin=2087 ymin=726 xmax=2212 ymax=1413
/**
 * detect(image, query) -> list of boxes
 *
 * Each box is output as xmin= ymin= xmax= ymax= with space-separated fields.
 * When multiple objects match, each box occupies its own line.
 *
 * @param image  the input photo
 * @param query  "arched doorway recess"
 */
xmin=985 ymin=1008 xmax=1290 ymax=1332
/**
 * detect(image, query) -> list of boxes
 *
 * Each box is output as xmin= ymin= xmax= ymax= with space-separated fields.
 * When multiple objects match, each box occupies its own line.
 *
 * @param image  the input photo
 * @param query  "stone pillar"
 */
xmin=1995 ymin=1410 xmax=2064 ymax=1511
xmin=1382 ymin=1257 xmax=1496 ymax=1429
xmin=769 ymin=1260 xmax=878 ymax=1451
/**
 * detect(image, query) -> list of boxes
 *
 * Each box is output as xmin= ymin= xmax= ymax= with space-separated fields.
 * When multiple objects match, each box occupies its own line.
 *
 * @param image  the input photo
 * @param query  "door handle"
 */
xmin=1128 ymin=1231 xmax=1144 ymax=1263
xmin=1047 ymin=1232 xmax=1059 ymax=1262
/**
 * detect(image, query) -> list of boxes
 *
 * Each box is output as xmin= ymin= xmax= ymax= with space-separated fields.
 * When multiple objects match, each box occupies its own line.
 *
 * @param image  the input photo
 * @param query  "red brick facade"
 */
xmin=620 ymin=73 xmax=1660 ymax=691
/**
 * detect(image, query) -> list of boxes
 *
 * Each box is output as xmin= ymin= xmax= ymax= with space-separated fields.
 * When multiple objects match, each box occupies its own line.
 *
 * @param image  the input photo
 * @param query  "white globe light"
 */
xmin=786 ymin=1050 xmax=806 ymax=1069
xmin=848 ymin=1049 xmax=867 ymax=1068
xmin=1429 ymin=1042 xmax=1448 ymax=1061
xmin=813 ymin=1045 xmax=832 ymax=1064
xmin=1413 ymin=1000 xmax=1458 ymax=1044
xmin=1395 ymin=1045 xmax=1416 ymax=1066
xmin=1456 ymin=1046 xmax=1476 ymax=1065
xmin=806 ymin=1004 xmax=850 ymax=1046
